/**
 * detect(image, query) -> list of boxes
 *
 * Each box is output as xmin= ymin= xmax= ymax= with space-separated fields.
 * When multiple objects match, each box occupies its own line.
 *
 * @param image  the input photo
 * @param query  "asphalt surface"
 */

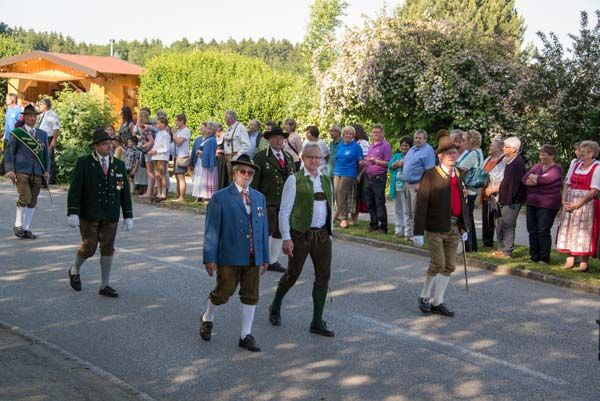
xmin=0 ymin=180 xmax=599 ymax=401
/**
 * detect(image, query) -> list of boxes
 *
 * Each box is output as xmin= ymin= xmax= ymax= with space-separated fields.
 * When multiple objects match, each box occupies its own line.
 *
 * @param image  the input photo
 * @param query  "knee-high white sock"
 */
xmin=23 ymin=207 xmax=35 ymax=230
xmin=420 ymin=274 xmax=435 ymax=299
xmin=432 ymin=275 xmax=451 ymax=306
xmin=70 ymin=255 xmax=87 ymax=275
xmin=203 ymin=300 xmax=217 ymax=322
xmin=100 ymin=255 xmax=113 ymax=288
xmin=15 ymin=206 xmax=24 ymax=227
xmin=240 ymin=303 xmax=256 ymax=339
xmin=269 ymin=237 xmax=283 ymax=264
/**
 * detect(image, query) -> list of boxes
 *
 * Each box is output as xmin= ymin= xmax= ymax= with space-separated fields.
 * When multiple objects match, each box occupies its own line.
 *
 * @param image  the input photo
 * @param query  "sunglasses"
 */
xmin=238 ymin=169 xmax=255 ymax=176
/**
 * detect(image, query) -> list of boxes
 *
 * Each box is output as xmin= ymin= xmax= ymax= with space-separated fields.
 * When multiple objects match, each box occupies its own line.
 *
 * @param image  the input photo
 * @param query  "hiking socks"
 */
xmin=240 ymin=303 xmax=256 ymax=339
xmin=203 ymin=300 xmax=218 ymax=322
xmin=420 ymin=274 xmax=435 ymax=299
xmin=23 ymin=207 xmax=35 ymax=230
xmin=270 ymin=282 xmax=292 ymax=313
xmin=432 ymin=275 xmax=450 ymax=306
xmin=71 ymin=255 xmax=87 ymax=275
xmin=100 ymin=255 xmax=113 ymax=288
xmin=269 ymin=237 xmax=283 ymax=264
xmin=311 ymin=286 xmax=328 ymax=325
xmin=15 ymin=206 xmax=24 ymax=227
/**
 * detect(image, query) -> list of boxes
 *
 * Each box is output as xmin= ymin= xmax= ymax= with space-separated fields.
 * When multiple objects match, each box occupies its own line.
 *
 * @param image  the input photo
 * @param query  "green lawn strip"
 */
xmin=340 ymin=221 xmax=600 ymax=287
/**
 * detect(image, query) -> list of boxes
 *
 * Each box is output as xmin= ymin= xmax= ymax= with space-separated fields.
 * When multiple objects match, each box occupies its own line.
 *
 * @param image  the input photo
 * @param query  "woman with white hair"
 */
xmin=487 ymin=136 xmax=526 ymax=258
xmin=556 ymin=140 xmax=600 ymax=271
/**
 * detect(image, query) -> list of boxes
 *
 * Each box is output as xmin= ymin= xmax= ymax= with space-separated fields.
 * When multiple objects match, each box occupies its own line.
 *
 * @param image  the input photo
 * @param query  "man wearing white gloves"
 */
xmin=413 ymin=132 xmax=469 ymax=317
xmin=66 ymin=128 xmax=133 ymax=298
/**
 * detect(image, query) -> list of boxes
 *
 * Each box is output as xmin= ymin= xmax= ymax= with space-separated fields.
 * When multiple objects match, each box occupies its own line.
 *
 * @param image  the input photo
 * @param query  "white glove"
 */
xmin=123 ymin=218 xmax=134 ymax=231
xmin=461 ymin=232 xmax=468 ymax=242
xmin=67 ymin=214 xmax=80 ymax=228
xmin=413 ymin=235 xmax=424 ymax=248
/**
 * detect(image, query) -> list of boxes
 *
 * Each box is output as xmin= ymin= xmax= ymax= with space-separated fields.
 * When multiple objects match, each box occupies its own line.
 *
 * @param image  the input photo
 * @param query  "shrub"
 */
xmin=53 ymin=87 xmax=115 ymax=183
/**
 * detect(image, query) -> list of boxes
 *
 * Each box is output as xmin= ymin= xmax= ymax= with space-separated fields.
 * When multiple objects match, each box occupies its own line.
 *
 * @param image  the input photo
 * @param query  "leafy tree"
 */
xmin=519 ymin=11 xmax=600 ymax=165
xmin=303 ymin=0 xmax=348 ymax=76
xmin=396 ymin=0 xmax=525 ymax=51
xmin=318 ymin=16 xmax=526 ymax=139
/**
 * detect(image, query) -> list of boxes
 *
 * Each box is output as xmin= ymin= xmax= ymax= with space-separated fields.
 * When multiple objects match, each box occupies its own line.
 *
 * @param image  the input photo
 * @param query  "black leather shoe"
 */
xmin=199 ymin=320 xmax=213 ymax=341
xmin=98 ymin=286 xmax=119 ymax=298
xmin=14 ymin=226 xmax=24 ymax=239
xmin=418 ymin=297 xmax=431 ymax=314
xmin=430 ymin=303 xmax=455 ymax=317
xmin=267 ymin=262 xmax=286 ymax=272
xmin=68 ymin=268 xmax=81 ymax=291
xmin=310 ymin=320 xmax=335 ymax=337
xmin=377 ymin=228 xmax=388 ymax=234
xmin=23 ymin=230 xmax=37 ymax=239
xmin=239 ymin=334 xmax=261 ymax=352
xmin=367 ymin=226 xmax=378 ymax=232
xmin=269 ymin=305 xmax=281 ymax=326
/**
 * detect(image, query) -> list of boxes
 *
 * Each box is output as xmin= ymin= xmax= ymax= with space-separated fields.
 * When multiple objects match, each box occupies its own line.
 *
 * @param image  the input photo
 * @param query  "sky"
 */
xmin=0 ymin=0 xmax=598 ymax=50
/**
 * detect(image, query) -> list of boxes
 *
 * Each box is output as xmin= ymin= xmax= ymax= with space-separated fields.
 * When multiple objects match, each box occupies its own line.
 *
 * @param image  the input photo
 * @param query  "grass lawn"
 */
xmin=340 ymin=221 xmax=600 ymax=287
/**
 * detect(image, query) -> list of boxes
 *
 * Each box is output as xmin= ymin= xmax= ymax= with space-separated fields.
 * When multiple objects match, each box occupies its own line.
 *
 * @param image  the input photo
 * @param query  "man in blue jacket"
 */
xmin=5 ymin=104 xmax=50 ymax=239
xmin=200 ymin=154 xmax=269 ymax=352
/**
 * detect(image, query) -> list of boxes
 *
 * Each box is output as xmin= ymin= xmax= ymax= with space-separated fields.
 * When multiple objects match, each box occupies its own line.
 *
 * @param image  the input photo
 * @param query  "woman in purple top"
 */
xmin=522 ymin=144 xmax=563 ymax=264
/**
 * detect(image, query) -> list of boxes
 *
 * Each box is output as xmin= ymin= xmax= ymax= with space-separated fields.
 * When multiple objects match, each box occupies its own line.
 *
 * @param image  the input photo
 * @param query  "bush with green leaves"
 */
xmin=139 ymin=50 xmax=314 ymax=135
xmin=52 ymin=88 xmax=115 ymax=183
xmin=318 ymin=17 xmax=527 ymax=142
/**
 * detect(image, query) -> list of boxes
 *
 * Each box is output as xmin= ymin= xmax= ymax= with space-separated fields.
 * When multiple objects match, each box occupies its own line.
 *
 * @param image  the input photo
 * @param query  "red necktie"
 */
xmin=101 ymin=158 xmax=108 ymax=175
xmin=242 ymin=189 xmax=254 ymax=256
xmin=276 ymin=153 xmax=285 ymax=169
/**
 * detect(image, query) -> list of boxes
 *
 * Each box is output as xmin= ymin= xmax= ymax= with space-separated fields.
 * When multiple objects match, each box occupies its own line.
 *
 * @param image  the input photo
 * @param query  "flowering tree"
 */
xmin=318 ymin=17 xmax=527 ymax=141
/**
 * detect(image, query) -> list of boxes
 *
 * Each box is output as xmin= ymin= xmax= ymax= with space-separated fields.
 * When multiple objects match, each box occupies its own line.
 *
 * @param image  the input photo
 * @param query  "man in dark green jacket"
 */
xmin=252 ymin=125 xmax=295 ymax=272
xmin=66 ymin=128 xmax=133 ymax=298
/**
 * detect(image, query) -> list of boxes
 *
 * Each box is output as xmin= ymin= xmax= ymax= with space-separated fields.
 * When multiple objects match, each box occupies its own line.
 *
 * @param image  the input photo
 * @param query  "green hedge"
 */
xmin=139 ymin=50 xmax=314 ymax=134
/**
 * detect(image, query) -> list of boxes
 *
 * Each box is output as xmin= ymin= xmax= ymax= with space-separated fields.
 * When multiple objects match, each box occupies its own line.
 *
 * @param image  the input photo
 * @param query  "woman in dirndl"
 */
xmin=190 ymin=122 xmax=218 ymax=203
xmin=556 ymin=140 xmax=600 ymax=272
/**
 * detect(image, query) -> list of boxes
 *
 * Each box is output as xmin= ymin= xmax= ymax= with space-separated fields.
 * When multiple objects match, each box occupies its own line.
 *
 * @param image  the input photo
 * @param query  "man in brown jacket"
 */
xmin=413 ymin=133 xmax=469 ymax=317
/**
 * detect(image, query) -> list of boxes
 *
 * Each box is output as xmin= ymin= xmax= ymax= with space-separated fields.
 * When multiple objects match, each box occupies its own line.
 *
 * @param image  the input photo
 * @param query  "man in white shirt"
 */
xmin=173 ymin=114 xmax=191 ymax=202
xmin=37 ymin=98 xmax=60 ymax=184
xmin=223 ymin=110 xmax=250 ymax=180
xmin=148 ymin=117 xmax=171 ymax=201
xmin=268 ymin=143 xmax=335 ymax=337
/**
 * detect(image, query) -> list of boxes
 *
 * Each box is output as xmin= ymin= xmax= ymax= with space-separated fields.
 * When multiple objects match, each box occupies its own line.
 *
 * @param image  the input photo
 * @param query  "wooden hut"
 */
xmin=0 ymin=50 xmax=142 ymax=116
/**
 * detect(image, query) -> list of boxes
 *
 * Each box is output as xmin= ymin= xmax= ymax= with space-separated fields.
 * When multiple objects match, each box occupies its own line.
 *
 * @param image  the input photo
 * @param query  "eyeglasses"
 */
xmin=238 ymin=169 xmax=255 ymax=176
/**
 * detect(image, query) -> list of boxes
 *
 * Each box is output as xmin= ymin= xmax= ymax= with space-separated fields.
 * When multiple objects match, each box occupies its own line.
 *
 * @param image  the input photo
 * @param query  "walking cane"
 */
xmin=461 ymin=238 xmax=469 ymax=292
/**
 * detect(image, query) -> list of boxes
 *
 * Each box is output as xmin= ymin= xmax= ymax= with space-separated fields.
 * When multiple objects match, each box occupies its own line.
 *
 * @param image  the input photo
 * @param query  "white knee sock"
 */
xmin=269 ymin=237 xmax=283 ymax=264
xmin=70 ymin=255 xmax=87 ymax=275
xmin=15 ymin=206 xmax=24 ymax=227
xmin=100 ymin=255 xmax=113 ymax=288
xmin=203 ymin=300 xmax=217 ymax=322
xmin=23 ymin=207 xmax=35 ymax=230
xmin=240 ymin=303 xmax=256 ymax=339
xmin=432 ymin=275 xmax=450 ymax=306
xmin=420 ymin=274 xmax=435 ymax=299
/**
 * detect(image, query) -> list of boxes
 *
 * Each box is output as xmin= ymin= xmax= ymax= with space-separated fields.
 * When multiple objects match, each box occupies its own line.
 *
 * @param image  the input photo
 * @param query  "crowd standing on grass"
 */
xmin=3 ymin=98 xmax=600 ymax=350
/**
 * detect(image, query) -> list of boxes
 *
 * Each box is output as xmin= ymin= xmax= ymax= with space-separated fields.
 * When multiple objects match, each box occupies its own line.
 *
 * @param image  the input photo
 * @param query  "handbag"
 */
xmin=175 ymin=156 xmax=190 ymax=168
xmin=464 ymin=151 xmax=488 ymax=188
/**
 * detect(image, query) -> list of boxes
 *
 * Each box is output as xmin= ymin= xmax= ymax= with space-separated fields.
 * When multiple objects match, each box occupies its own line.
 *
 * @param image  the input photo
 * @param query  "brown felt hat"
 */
xmin=436 ymin=135 xmax=457 ymax=155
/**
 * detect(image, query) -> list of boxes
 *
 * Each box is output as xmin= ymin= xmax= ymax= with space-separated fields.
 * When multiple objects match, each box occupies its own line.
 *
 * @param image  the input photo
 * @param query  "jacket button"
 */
xmin=246 ymin=235 xmax=250 ymax=239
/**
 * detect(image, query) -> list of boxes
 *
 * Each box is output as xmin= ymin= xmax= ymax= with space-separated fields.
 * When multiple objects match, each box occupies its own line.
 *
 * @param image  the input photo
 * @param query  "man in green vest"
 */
xmin=66 ymin=128 xmax=134 ymax=298
xmin=252 ymin=125 xmax=295 ymax=273
xmin=268 ymin=142 xmax=335 ymax=337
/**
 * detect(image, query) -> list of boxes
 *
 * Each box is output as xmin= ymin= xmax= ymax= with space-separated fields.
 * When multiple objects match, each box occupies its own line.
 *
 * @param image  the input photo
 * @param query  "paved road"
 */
xmin=1 ymin=181 xmax=598 ymax=401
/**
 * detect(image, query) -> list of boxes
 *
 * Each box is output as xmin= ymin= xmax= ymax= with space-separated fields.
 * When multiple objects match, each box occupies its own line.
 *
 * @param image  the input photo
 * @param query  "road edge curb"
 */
xmin=0 ymin=319 xmax=159 ymax=401
xmin=334 ymin=233 xmax=600 ymax=296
